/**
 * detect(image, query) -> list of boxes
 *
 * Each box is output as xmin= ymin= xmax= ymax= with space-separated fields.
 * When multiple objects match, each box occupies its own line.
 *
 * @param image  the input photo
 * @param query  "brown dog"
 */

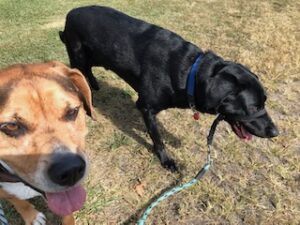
xmin=0 ymin=61 xmax=94 ymax=224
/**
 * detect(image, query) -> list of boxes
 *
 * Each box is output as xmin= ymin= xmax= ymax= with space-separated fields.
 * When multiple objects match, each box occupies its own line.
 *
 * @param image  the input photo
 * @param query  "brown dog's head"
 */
xmin=0 ymin=61 xmax=94 ymax=216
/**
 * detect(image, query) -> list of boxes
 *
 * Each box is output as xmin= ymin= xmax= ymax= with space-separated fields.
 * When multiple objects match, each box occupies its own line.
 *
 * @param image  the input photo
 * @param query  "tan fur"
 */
xmin=0 ymin=189 xmax=41 ymax=225
xmin=0 ymin=61 xmax=92 ymax=224
xmin=1 ymin=189 xmax=74 ymax=224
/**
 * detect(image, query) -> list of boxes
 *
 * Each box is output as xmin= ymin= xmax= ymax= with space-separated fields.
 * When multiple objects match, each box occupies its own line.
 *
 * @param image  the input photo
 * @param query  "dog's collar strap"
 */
xmin=0 ymin=162 xmax=45 ymax=196
xmin=186 ymin=54 xmax=203 ymax=116
xmin=0 ymin=163 xmax=21 ymax=183
xmin=187 ymin=54 xmax=203 ymax=98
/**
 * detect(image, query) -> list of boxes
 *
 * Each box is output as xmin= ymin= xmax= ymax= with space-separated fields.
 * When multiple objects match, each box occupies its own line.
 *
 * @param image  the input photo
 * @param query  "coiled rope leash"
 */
xmin=137 ymin=114 xmax=224 ymax=225
xmin=0 ymin=202 xmax=8 ymax=225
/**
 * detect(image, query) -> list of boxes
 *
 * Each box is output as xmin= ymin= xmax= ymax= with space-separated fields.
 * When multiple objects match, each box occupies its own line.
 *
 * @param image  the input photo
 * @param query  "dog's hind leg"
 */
xmin=62 ymin=32 xmax=99 ymax=90
xmin=137 ymin=104 xmax=178 ymax=172
xmin=0 ymin=189 xmax=46 ymax=225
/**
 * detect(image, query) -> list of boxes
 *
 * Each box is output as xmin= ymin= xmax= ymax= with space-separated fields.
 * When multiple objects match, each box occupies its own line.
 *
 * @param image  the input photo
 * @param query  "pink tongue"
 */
xmin=240 ymin=125 xmax=252 ymax=140
xmin=233 ymin=124 xmax=253 ymax=140
xmin=46 ymin=185 xmax=86 ymax=216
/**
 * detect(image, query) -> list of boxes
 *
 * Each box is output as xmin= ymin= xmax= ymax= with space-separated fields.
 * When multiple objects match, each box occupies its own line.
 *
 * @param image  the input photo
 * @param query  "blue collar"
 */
xmin=186 ymin=54 xmax=203 ymax=108
xmin=186 ymin=54 xmax=203 ymax=96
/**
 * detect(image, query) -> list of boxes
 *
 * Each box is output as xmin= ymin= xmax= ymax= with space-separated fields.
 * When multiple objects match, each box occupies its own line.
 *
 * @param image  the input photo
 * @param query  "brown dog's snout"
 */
xmin=48 ymin=150 xmax=86 ymax=187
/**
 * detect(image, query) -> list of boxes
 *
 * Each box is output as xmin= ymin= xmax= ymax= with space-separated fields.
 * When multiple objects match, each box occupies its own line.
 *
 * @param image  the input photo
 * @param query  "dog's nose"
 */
xmin=266 ymin=125 xmax=279 ymax=137
xmin=48 ymin=152 xmax=86 ymax=186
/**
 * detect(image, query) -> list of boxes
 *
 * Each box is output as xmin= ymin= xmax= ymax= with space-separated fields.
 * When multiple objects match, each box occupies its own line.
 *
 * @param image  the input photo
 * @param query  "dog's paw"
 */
xmin=32 ymin=212 xmax=46 ymax=225
xmin=162 ymin=158 xmax=178 ymax=172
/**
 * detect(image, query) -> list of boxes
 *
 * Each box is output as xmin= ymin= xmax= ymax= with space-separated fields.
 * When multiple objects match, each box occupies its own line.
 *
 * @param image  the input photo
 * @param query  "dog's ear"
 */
xmin=195 ymin=51 xmax=234 ymax=112
xmin=200 ymin=74 xmax=239 ymax=113
xmin=50 ymin=61 xmax=96 ymax=120
xmin=67 ymin=68 xmax=96 ymax=120
xmin=199 ymin=51 xmax=226 ymax=76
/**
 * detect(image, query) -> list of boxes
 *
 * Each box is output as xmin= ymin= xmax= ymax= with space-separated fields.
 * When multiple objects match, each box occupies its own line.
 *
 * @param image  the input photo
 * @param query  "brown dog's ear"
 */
xmin=67 ymin=68 xmax=96 ymax=120
xmin=49 ymin=61 xmax=96 ymax=119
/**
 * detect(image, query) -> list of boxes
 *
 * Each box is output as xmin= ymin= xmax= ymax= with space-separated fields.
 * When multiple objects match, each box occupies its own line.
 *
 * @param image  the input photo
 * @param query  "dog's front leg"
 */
xmin=140 ymin=107 xmax=178 ymax=172
xmin=62 ymin=214 xmax=75 ymax=225
xmin=0 ymin=190 xmax=45 ymax=225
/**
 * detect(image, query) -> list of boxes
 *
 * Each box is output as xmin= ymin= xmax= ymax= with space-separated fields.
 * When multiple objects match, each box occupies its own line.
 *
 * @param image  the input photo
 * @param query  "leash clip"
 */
xmin=189 ymin=102 xmax=200 ymax=120
xmin=207 ymin=145 xmax=213 ymax=166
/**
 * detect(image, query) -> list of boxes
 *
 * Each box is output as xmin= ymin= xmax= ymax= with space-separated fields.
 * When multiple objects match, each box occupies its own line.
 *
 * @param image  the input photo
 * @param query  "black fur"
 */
xmin=60 ymin=6 xmax=278 ymax=171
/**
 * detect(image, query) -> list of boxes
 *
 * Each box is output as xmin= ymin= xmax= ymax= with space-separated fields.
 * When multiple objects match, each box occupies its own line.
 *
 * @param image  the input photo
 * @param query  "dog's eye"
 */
xmin=249 ymin=106 xmax=258 ymax=114
xmin=64 ymin=106 xmax=80 ymax=121
xmin=0 ymin=122 xmax=27 ymax=138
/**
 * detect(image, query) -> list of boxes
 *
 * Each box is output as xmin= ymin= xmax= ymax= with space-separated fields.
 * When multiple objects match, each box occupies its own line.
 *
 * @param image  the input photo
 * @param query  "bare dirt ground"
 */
xmin=0 ymin=0 xmax=299 ymax=224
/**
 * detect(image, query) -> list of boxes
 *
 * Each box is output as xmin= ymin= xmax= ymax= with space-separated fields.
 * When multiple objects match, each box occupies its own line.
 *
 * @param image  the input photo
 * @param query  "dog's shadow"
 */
xmin=92 ymin=79 xmax=181 ymax=152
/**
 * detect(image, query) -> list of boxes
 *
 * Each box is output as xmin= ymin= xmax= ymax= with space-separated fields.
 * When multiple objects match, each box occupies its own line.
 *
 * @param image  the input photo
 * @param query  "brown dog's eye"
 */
xmin=0 ymin=122 xmax=27 ymax=138
xmin=64 ymin=106 xmax=80 ymax=121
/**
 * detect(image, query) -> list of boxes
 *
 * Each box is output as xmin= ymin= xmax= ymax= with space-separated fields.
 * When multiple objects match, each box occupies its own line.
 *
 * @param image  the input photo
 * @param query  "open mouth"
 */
xmin=46 ymin=185 xmax=86 ymax=216
xmin=231 ymin=121 xmax=252 ymax=140
xmin=0 ymin=165 xmax=86 ymax=216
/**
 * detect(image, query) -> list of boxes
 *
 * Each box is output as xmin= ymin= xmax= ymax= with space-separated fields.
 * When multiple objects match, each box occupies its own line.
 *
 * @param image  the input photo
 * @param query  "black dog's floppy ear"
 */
xmin=216 ymin=92 xmax=240 ymax=115
xmin=195 ymin=51 xmax=237 ymax=112
xmin=237 ymin=63 xmax=259 ymax=80
xmin=198 ymin=51 xmax=226 ymax=78
xmin=204 ymin=74 xmax=240 ymax=113
xmin=218 ymin=63 xmax=260 ymax=86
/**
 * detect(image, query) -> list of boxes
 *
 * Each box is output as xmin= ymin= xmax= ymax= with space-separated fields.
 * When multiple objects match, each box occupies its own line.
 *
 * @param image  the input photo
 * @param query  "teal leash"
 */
xmin=137 ymin=114 xmax=224 ymax=225
xmin=137 ymin=163 xmax=210 ymax=225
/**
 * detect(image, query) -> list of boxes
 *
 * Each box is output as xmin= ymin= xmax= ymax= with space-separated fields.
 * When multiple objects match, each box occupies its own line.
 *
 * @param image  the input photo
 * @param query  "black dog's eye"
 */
xmin=64 ymin=106 xmax=80 ymax=121
xmin=0 ymin=122 xmax=27 ymax=138
xmin=249 ymin=106 xmax=258 ymax=114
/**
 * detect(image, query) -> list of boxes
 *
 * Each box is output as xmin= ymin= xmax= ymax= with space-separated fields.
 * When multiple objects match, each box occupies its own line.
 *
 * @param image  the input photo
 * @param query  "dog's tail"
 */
xmin=59 ymin=31 xmax=65 ymax=43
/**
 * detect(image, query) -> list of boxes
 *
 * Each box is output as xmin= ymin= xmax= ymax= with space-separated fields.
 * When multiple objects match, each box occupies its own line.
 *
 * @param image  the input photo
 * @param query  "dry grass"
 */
xmin=0 ymin=0 xmax=299 ymax=224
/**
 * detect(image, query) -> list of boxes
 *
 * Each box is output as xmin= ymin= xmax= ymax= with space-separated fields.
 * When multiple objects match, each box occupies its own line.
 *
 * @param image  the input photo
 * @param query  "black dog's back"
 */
xmin=60 ymin=6 xmax=202 ymax=171
xmin=61 ymin=6 xmax=200 ymax=94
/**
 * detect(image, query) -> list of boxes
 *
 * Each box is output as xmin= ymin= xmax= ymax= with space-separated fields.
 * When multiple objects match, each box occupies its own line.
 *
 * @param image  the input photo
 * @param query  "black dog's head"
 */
xmin=196 ymin=52 xmax=279 ymax=140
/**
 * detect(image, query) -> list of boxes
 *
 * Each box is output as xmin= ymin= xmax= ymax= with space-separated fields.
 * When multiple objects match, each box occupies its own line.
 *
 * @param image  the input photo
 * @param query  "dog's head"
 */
xmin=196 ymin=52 xmax=279 ymax=140
xmin=0 ymin=61 xmax=94 ymax=216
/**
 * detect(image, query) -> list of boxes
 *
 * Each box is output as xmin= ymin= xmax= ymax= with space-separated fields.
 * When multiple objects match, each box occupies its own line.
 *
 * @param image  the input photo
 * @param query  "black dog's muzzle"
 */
xmin=207 ymin=108 xmax=268 ymax=144
xmin=220 ymin=108 xmax=278 ymax=138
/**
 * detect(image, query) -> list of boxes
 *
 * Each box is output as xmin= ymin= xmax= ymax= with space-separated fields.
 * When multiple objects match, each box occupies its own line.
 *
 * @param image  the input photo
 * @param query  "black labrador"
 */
xmin=60 ymin=6 xmax=279 ymax=171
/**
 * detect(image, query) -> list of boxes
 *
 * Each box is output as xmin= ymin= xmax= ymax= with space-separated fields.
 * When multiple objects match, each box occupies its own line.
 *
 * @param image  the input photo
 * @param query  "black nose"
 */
xmin=48 ymin=152 xmax=86 ymax=186
xmin=266 ymin=125 xmax=279 ymax=137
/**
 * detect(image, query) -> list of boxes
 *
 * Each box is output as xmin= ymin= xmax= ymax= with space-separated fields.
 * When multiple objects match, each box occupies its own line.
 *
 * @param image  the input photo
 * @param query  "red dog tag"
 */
xmin=193 ymin=112 xmax=200 ymax=120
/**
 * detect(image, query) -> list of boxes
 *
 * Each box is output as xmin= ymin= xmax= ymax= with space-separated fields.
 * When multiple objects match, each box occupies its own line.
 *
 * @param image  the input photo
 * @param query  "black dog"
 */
xmin=60 ymin=6 xmax=279 ymax=171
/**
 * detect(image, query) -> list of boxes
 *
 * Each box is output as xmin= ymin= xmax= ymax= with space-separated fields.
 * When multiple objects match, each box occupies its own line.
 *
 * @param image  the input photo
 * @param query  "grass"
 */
xmin=0 ymin=0 xmax=299 ymax=224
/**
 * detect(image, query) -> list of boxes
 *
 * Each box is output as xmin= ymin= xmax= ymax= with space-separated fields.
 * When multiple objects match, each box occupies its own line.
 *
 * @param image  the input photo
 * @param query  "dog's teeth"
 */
xmin=32 ymin=212 xmax=46 ymax=225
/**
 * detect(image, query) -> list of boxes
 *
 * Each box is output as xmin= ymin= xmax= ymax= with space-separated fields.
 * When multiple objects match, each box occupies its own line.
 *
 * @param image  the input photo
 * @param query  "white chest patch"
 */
xmin=0 ymin=182 xmax=42 ymax=200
